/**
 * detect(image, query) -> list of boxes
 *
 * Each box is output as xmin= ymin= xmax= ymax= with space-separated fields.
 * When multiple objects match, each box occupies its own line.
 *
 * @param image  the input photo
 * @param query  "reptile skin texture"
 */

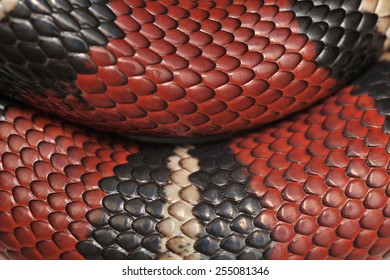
xmin=0 ymin=54 xmax=390 ymax=259
xmin=0 ymin=0 xmax=389 ymax=138
xmin=0 ymin=0 xmax=390 ymax=260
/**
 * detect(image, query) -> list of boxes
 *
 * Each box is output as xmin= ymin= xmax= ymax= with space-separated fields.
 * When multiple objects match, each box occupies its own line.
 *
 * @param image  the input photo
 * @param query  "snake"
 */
xmin=0 ymin=0 xmax=389 ymax=260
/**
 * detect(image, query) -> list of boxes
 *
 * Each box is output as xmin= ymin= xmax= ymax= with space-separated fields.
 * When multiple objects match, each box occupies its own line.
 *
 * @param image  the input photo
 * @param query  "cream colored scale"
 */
xmin=156 ymin=146 xmax=205 ymax=260
xmin=360 ymin=0 xmax=390 ymax=50
xmin=0 ymin=0 xmax=18 ymax=20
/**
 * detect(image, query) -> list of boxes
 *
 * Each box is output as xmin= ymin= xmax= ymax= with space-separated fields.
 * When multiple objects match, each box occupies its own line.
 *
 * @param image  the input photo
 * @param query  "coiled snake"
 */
xmin=0 ymin=0 xmax=389 ymax=259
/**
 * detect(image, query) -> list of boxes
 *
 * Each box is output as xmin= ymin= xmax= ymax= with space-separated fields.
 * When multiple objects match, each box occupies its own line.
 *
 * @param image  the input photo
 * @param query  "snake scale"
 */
xmin=0 ymin=0 xmax=389 ymax=260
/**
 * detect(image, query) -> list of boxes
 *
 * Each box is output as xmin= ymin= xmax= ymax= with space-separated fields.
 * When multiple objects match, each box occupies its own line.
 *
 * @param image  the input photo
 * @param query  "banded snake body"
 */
xmin=0 ymin=0 xmax=389 ymax=259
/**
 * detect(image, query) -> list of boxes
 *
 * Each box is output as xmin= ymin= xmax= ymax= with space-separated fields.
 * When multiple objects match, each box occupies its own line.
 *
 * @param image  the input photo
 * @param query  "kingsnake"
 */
xmin=0 ymin=0 xmax=389 ymax=260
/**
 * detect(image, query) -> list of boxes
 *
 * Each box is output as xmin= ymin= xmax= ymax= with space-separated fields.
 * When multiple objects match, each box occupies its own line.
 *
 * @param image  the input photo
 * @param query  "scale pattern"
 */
xmin=0 ymin=56 xmax=389 ymax=259
xmin=77 ymin=144 xmax=273 ymax=260
xmin=358 ymin=0 xmax=390 ymax=50
xmin=352 ymin=57 xmax=390 ymax=133
xmin=0 ymin=0 xmax=124 ymax=98
xmin=77 ymin=146 xmax=179 ymax=260
xmin=0 ymin=1 xmax=390 ymax=260
xmin=229 ymin=64 xmax=390 ymax=259
xmin=0 ymin=0 xmax=388 ymax=138
xmin=187 ymin=144 xmax=272 ymax=259
xmin=0 ymin=101 xmax=138 ymax=259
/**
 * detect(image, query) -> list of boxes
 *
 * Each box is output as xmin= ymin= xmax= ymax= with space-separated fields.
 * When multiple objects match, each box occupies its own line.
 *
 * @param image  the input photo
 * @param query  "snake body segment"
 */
xmin=0 ymin=0 xmax=389 ymax=138
xmin=0 ymin=0 xmax=390 ymax=260
xmin=0 ymin=57 xmax=389 ymax=259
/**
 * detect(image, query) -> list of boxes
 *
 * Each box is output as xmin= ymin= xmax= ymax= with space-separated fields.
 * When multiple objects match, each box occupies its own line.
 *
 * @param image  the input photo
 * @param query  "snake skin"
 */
xmin=0 ymin=0 xmax=389 ymax=138
xmin=0 ymin=53 xmax=390 ymax=259
xmin=0 ymin=0 xmax=390 ymax=260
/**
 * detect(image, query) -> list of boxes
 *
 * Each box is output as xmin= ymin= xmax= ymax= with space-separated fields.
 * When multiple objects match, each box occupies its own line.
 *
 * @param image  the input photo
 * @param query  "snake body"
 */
xmin=0 ymin=0 xmax=389 ymax=138
xmin=0 ymin=0 xmax=390 ymax=259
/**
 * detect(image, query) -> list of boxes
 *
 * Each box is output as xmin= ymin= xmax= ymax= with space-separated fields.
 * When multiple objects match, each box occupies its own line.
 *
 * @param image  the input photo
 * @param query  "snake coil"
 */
xmin=0 ymin=0 xmax=389 ymax=260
